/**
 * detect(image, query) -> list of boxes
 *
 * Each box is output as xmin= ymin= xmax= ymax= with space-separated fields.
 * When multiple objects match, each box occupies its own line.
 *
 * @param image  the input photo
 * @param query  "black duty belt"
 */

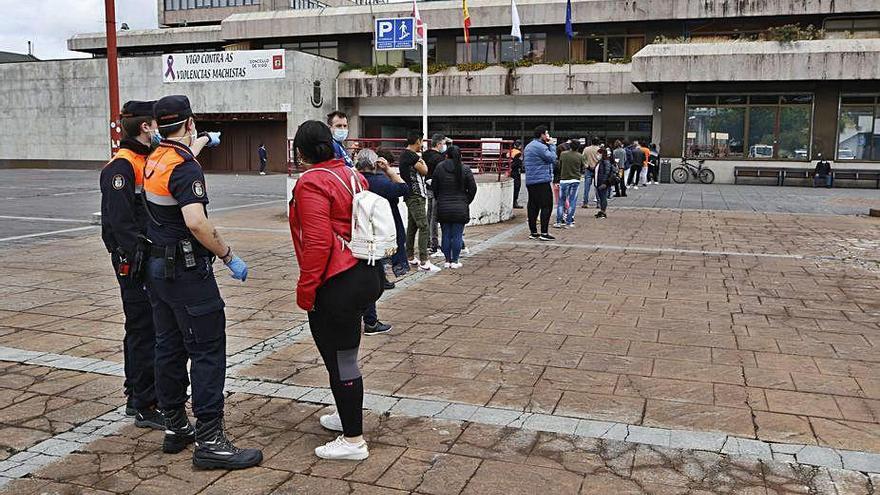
xmin=149 ymin=243 xmax=211 ymax=259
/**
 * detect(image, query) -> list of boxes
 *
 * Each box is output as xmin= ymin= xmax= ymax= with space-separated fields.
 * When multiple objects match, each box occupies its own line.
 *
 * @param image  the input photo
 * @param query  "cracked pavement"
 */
xmin=0 ymin=183 xmax=879 ymax=492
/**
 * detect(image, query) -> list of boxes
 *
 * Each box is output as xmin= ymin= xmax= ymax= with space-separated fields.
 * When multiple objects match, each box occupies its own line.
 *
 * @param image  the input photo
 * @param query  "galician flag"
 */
xmin=510 ymin=0 xmax=521 ymax=41
xmin=412 ymin=0 xmax=425 ymax=41
xmin=463 ymin=0 xmax=471 ymax=44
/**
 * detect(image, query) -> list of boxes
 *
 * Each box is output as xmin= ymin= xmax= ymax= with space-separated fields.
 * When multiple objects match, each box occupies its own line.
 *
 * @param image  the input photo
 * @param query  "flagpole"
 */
xmin=422 ymin=23 xmax=429 ymax=145
xmin=567 ymin=38 xmax=573 ymax=90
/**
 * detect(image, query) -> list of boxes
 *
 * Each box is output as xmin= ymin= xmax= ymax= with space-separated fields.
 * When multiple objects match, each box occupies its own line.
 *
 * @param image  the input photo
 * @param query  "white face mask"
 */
xmin=333 ymin=128 xmax=349 ymax=142
xmin=440 ymin=144 xmax=448 ymax=153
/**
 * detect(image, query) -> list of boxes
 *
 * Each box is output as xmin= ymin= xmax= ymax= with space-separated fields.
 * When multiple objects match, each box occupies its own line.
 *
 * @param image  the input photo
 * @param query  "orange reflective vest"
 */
xmin=144 ymin=141 xmax=199 ymax=206
xmin=106 ymin=148 xmax=146 ymax=193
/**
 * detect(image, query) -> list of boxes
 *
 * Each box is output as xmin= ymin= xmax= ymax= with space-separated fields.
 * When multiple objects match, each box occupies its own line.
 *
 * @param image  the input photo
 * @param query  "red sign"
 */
xmin=273 ymin=55 xmax=283 ymax=70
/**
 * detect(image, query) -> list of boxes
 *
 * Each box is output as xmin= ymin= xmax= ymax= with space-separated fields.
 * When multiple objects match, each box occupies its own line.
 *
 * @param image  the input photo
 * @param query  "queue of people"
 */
xmin=101 ymin=99 xmax=480 ymax=470
xmin=509 ymin=127 xmax=662 ymax=232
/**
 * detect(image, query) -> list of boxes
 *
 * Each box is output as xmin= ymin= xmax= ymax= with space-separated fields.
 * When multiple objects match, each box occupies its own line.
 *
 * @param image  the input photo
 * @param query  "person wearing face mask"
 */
xmin=422 ymin=133 xmax=447 ymax=257
xmin=327 ymin=110 xmax=354 ymax=168
xmin=143 ymin=95 xmax=262 ymax=471
xmin=99 ymin=100 xmax=164 ymax=431
xmin=523 ymin=125 xmax=557 ymax=241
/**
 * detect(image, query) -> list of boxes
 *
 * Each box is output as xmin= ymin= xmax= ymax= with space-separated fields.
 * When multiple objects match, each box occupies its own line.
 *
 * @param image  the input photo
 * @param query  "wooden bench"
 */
xmin=734 ymin=167 xmax=784 ymax=186
xmin=831 ymin=169 xmax=880 ymax=189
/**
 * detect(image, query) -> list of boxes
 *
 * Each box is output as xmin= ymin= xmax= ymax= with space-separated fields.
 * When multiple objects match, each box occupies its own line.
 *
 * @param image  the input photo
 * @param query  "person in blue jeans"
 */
xmin=432 ymin=146 xmax=477 ymax=268
xmin=555 ymin=140 xmax=586 ymax=228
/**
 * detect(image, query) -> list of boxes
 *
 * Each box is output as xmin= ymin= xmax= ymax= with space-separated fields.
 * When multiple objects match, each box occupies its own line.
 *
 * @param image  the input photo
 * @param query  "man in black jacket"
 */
xmin=814 ymin=153 xmax=832 ymax=188
xmin=99 ymin=101 xmax=164 ymax=430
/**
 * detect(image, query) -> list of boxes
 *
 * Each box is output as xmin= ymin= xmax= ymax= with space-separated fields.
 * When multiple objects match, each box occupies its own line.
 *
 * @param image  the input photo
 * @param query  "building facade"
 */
xmin=0 ymin=0 xmax=878 ymax=179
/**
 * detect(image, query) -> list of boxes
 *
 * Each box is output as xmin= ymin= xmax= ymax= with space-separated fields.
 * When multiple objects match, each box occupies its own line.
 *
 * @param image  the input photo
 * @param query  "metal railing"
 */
xmin=288 ymin=137 xmax=514 ymax=180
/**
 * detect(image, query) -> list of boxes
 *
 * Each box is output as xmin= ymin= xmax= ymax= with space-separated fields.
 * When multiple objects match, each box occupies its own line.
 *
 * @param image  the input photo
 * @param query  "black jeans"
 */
xmin=308 ymin=262 xmax=384 ymax=437
xmin=259 ymin=159 xmax=267 ymax=173
xmin=648 ymin=162 xmax=659 ymax=183
xmin=113 ymin=255 xmax=157 ymax=412
xmin=526 ymin=182 xmax=553 ymax=235
xmin=147 ymin=257 xmax=225 ymax=422
xmin=512 ymin=173 xmax=522 ymax=206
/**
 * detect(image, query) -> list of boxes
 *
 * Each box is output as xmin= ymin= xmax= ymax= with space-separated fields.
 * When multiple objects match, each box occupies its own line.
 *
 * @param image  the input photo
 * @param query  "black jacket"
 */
xmin=100 ymin=137 xmax=151 ymax=255
xmin=432 ymin=159 xmax=477 ymax=224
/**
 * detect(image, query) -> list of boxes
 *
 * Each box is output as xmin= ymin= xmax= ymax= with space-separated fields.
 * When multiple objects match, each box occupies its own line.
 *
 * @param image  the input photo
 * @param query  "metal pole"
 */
xmin=105 ymin=0 xmax=121 ymax=156
xmin=421 ymin=24 xmax=429 ymax=148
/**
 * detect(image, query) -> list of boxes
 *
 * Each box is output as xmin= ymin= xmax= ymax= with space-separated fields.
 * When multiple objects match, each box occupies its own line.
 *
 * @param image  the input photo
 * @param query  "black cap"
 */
xmin=153 ymin=95 xmax=193 ymax=128
xmin=120 ymin=100 xmax=156 ymax=119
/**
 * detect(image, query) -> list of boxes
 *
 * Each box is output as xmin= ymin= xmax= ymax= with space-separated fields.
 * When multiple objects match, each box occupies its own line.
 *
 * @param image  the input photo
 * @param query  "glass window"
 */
xmin=687 ymin=94 xmax=812 ymax=160
xmin=778 ymin=107 xmax=811 ymax=160
xmin=837 ymin=104 xmax=876 ymax=161
xmin=376 ymin=38 xmax=434 ymax=66
xmin=606 ymin=37 xmax=626 ymax=62
xmin=747 ymin=107 xmax=776 ymax=159
xmin=586 ymin=38 xmax=605 ymax=62
xmin=455 ymin=35 xmax=540 ymax=64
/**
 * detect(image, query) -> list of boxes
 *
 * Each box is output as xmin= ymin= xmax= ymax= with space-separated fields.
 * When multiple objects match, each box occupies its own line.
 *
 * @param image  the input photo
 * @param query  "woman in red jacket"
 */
xmin=289 ymin=121 xmax=384 ymax=461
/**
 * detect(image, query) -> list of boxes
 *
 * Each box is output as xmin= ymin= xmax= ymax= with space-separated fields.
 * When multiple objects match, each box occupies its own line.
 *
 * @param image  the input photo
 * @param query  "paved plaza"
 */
xmin=0 ymin=172 xmax=878 ymax=493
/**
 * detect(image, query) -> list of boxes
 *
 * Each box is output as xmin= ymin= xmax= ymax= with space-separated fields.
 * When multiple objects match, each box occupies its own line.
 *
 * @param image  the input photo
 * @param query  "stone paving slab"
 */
xmin=237 ymin=206 xmax=880 ymax=457
xmin=4 ymin=392 xmax=878 ymax=495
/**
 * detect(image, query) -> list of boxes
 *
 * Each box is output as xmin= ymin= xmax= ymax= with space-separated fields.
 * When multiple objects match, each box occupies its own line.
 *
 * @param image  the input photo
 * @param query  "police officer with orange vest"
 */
xmin=144 ymin=95 xmax=262 ymax=470
xmin=99 ymin=100 xmax=166 ymax=431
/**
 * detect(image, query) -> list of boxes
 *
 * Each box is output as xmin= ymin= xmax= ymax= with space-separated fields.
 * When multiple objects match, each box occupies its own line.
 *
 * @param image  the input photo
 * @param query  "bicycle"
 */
xmin=672 ymin=158 xmax=715 ymax=184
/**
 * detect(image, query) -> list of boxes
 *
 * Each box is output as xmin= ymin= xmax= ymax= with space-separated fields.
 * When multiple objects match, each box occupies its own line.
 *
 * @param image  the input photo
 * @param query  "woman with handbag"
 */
xmin=289 ymin=121 xmax=384 ymax=461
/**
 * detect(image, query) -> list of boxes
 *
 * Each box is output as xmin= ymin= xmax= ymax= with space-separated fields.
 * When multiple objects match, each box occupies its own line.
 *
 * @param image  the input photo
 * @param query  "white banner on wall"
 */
xmin=162 ymin=49 xmax=285 ymax=83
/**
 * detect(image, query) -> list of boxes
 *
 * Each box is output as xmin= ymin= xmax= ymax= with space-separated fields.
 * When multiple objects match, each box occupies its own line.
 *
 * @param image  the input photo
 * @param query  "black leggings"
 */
xmin=526 ymin=183 xmax=553 ymax=235
xmin=308 ymin=262 xmax=384 ymax=437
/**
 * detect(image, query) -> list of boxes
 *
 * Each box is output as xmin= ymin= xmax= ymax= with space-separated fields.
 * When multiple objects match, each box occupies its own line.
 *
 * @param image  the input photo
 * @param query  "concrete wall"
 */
xmin=338 ymin=63 xmax=637 ymax=99
xmin=632 ymin=39 xmax=880 ymax=88
xmin=286 ymin=174 xmax=514 ymax=225
xmin=0 ymin=51 xmax=340 ymax=166
xmin=220 ymin=0 xmax=879 ymax=40
xmin=69 ymin=26 xmax=224 ymax=53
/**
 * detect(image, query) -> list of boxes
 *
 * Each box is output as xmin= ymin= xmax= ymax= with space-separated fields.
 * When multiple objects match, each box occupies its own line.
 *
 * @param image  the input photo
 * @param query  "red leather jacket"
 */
xmin=289 ymin=159 xmax=368 ymax=311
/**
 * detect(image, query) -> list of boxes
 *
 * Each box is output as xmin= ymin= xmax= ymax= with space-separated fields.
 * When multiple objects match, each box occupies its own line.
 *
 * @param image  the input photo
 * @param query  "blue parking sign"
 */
xmin=375 ymin=17 xmax=416 ymax=51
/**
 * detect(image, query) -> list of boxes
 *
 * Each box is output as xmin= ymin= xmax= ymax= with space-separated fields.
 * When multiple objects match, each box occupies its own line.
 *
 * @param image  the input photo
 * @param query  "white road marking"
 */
xmin=0 ymin=226 xmax=97 ymax=243
xmin=209 ymin=200 xmax=285 ymax=213
xmin=0 ymin=215 xmax=91 ymax=224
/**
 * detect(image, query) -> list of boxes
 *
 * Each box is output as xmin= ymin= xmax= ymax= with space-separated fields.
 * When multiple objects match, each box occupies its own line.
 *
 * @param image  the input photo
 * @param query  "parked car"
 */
xmin=794 ymin=149 xmax=808 ymax=160
xmin=837 ymin=149 xmax=856 ymax=160
xmin=749 ymin=145 xmax=774 ymax=158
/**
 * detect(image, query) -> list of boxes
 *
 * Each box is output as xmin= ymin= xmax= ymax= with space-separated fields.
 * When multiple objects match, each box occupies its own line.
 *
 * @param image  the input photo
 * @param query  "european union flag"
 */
xmin=565 ymin=0 xmax=574 ymax=40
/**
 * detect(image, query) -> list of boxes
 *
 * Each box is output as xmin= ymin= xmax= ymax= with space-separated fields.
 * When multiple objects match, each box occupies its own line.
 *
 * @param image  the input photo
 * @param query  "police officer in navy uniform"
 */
xmin=99 ymin=100 xmax=165 ymax=431
xmin=144 ymin=95 xmax=262 ymax=470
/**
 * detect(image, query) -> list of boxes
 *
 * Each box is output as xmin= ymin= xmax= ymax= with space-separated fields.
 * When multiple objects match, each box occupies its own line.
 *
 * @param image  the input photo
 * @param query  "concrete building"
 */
xmin=1 ymin=0 xmax=879 ymax=180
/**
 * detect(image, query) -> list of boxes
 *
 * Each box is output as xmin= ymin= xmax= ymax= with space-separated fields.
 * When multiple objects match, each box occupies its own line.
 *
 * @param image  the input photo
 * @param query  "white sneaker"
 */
xmin=259 ymin=171 xmax=266 ymax=176
xmin=431 ymin=251 xmax=445 ymax=258
xmin=420 ymin=261 xmax=441 ymax=272
xmin=319 ymin=412 xmax=343 ymax=432
xmin=552 ymin=222 xmax=563 ymax=229
xmin=314 ymin=435 xmax=369 ymax=461
xmin=633 ymin=185 xmax=639 ymax=190
xmin=409 ymin=257 xmax=420 ymax=266
xmin=450 ymin=262 xmax=463 ymax=269
xmin=443 ymin=262 xmax=451 ymax=269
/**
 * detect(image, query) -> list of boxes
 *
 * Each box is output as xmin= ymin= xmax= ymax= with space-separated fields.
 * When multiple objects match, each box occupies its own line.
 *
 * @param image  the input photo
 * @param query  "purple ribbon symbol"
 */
xmin=165 ymin=56 xmax=175 ymax=80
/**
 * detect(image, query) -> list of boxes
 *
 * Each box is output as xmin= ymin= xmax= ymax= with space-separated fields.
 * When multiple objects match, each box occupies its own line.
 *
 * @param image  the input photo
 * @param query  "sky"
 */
xmin=0 ymin=0 xmax=158 ymax=60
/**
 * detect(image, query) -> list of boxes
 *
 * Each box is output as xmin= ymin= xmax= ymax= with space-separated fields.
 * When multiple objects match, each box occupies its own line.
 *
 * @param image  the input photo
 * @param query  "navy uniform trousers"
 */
xmin=146 ymin=256 xmax=226 ymax=422
xmin=114 ymin=252 xmax=158 ymax=411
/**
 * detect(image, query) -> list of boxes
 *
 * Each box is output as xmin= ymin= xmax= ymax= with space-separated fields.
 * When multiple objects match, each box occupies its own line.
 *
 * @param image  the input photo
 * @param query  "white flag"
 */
xmin=510 ymin=0 xmax=521 ymax=41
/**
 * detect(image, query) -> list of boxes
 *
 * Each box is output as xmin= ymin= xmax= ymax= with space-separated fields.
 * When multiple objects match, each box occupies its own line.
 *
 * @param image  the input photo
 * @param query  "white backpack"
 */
xmin=298 ymin=167 xmax=398 ymax=265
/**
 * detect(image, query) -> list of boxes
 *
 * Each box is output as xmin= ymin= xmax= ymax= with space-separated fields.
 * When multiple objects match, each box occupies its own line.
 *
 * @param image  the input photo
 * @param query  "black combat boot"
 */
xmin=125 ymin=396 xmax=136 ymax=417
xmin=193 ymin=417 xmax=263 ymax=470
xmin=163 ymin=408 xmax=195 ymax=454
xmin=134 ymin=407 xmax=165 ymax=430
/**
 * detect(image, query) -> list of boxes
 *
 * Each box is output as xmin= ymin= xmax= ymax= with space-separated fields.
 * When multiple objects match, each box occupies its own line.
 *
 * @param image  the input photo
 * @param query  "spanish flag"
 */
xmin=463 ymin=0 xmax=471 ymax=44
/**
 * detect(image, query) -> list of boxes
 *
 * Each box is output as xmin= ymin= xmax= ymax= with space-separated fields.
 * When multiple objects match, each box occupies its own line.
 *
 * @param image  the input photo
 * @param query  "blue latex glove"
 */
xmin=206 ymin=131 xmax=221 ymax=148
xmin=225 ymin=256 xmax=248 ymax=281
